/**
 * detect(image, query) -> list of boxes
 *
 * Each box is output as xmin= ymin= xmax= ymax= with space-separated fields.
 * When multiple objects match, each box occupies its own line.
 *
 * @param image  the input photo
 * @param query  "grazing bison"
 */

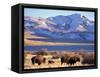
xmin=61 ymin=55 xmax=80 ymax=65
xmin=67 ymin=56 xmax=80 ymax=65
xmin=61 ymin=55 xmax=69 ymax=65
xmin=48 ymin=60 xmax=55 ymax=64
xmin=82 ymin=53 xmax=94 ymax=64
xmin=52 ymin=55 xmax=60 ymax=59
xmin=31 ymin=55 xmax=46 ymax=65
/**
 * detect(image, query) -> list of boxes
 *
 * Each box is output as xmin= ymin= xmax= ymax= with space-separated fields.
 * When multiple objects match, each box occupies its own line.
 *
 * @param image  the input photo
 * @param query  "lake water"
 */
xmin=24 ymin=45 xmax=95 ymax=52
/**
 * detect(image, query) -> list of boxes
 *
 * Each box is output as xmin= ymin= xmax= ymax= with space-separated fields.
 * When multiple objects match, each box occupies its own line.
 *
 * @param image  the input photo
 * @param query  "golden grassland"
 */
xmin=24 ymin=54 xmax=82 ymax=69
xmin=24 ymin=51 xmax=94 ymax=69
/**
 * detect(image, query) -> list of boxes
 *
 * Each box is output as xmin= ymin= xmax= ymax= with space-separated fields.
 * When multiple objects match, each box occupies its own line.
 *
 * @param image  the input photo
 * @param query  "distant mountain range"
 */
xmin=24 ymin=14 xmax=95 ymax=42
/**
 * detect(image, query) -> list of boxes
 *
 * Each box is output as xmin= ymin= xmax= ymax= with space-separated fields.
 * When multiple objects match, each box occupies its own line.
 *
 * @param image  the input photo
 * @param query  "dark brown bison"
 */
xmin=61 ymin=55 xmax=69 ymax=65
xmin=67 ymin=56 xmax=80 ymax=65
xmin=52 ymin=55 xmax=60 ymax=59
xmin=48 ymin=60 xmax=55 ymax=64
xmin=31 ymin=55 xmax=46 ymax=65
xmin=61 ymin=55 xmax=80 ymax=65
xmin=82 ymin=53 xmax=94 ymax=64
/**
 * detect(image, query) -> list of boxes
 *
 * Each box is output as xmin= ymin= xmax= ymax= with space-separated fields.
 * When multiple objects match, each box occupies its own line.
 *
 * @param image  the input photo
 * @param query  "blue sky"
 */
xmin=24 ymin=8 xmax=95 ymax=20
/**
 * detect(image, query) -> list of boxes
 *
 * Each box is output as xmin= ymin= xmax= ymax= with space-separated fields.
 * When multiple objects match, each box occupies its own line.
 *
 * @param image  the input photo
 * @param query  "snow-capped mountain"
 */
xmin=24 ymin=14 xmax=95 ymax=42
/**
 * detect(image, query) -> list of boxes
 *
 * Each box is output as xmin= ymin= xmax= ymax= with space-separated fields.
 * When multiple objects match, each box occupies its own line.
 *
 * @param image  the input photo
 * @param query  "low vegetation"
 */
xmin=24 ymin=49 xmax=95 ymax=69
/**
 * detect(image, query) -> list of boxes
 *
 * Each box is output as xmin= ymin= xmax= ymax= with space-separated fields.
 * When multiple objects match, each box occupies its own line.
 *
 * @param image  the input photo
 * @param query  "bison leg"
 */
xmin=31 ymin=58 xmax=35 ymax=65
xmin=38 ymin=62 xmax=41 ymax=65
xmin=32 ymin=61 xmax=35 ymax=64
xmin=61 ymin=62 xmax=63 ymax=65
xmin=43 ymin=58 xmax=46 ymax=64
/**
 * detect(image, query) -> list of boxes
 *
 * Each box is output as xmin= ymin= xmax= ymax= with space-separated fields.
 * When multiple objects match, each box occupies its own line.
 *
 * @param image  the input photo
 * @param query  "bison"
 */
xmin=61 ymin=55 xmax=80 ymax=65
xmin=48 ymin=60 xmax=55 ymax=64
xmin=31 ymin=55 xmax=46 ymax=65
xmin=61 ymin=55 xmax=69 ymax=65
xmin=52 ymin=55 xmax=60 ymax=59
xmin=67 ymin=56 xmax=80 ymax=65
xmin=82 ymin=53 xmax=94 ymax=64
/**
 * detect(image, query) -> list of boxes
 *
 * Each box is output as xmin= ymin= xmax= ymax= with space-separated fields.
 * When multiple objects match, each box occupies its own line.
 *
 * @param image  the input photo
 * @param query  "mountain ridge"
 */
xmin=24 ymin=13 xmax=94 ymax=42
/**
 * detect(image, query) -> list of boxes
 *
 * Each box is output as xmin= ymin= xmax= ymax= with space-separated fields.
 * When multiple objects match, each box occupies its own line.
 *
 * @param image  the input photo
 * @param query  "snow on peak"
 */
xmin=76 ymin=24 xmax=87 ymax=32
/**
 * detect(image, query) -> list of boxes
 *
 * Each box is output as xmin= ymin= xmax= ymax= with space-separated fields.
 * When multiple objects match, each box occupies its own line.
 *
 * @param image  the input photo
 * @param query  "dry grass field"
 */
xmin=24 ymin=50 xmax=94 ymax=69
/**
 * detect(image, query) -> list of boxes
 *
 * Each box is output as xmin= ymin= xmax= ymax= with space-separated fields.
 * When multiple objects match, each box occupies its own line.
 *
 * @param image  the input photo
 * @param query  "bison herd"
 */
xmin=61 ymin=55 xmax=80 ymax=65
xmin=30 ymin=53 xmax=94 ymax=66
